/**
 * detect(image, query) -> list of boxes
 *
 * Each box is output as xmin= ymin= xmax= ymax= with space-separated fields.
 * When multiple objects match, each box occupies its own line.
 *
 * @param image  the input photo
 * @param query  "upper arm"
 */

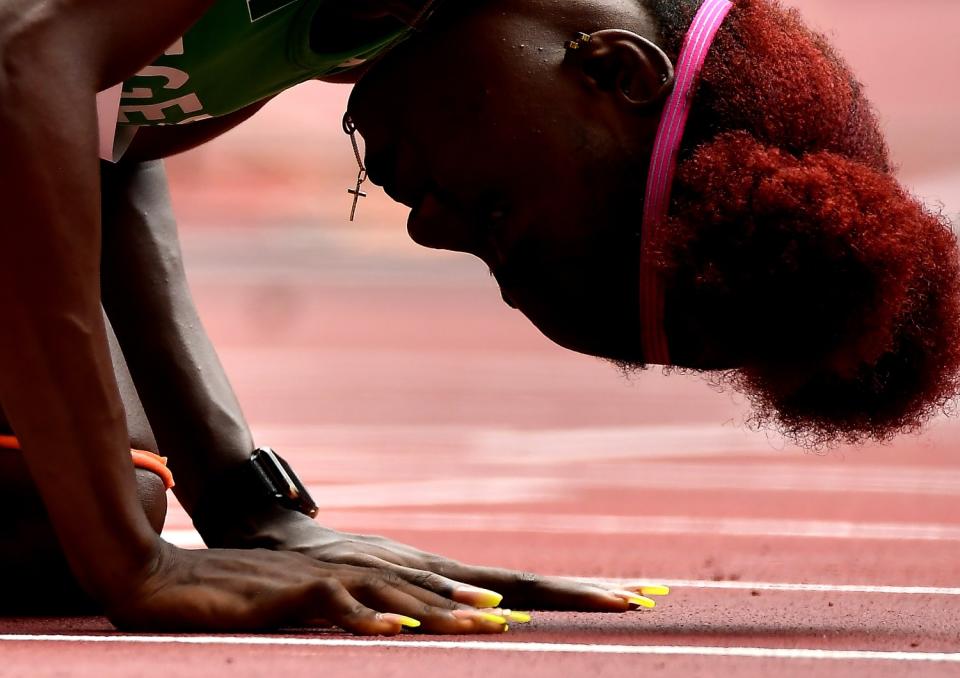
xmin=122 ymin=99 xmax=273 ymax=161
xmin=0 ymin=0 xmax=219 ymax=91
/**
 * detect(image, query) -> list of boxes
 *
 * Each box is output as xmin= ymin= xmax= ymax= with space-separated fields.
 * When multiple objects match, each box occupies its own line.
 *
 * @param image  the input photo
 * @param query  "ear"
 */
xmin=565 ymin=29 xmax=675 ymax=110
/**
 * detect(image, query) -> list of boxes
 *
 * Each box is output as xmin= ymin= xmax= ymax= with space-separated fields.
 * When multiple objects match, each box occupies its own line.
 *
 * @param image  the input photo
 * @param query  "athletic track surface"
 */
xmin=2 ymin=1 xmax=958 ymax=675
xmin=4 ymin=223 xmax=958 ymax=677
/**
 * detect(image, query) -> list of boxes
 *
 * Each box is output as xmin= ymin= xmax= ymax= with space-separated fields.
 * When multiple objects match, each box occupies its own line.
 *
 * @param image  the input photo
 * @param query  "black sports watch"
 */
xmin=244 ymin=447 xmax=319 ymax=518
xmin=193 ymin=447 xmax=319 ymax=540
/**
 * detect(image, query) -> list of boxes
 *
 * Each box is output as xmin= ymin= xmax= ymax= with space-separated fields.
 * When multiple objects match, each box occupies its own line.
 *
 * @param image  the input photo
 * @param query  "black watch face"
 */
xmin=253 ymin=447 xmax=319 ymax=517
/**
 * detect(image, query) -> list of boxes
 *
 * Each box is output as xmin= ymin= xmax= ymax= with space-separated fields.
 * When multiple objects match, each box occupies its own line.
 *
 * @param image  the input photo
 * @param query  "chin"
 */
xmin=518 ymin=304 xmax=642 ymax=362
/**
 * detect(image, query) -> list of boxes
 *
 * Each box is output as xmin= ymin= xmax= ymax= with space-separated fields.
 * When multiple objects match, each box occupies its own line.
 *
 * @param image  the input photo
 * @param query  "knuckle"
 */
xmin=514 ymin=571 xmax=541 ymax=589
xmin=344 ymin=602 xmax=369 ymax=621
xmin=378 ymin=570 xmax=404 ymax=588
xmin=409 ymin=570 xmax=440 ymax=590
xmin=362 ymin=572 xmax=399 ymax=594
xmin=427 ymin=558 xmax=456 ymax=576
xmin=426 ymin=557 xmax=458 ymax=577
xmin=310 ymin=578 xmax=340 ymax=599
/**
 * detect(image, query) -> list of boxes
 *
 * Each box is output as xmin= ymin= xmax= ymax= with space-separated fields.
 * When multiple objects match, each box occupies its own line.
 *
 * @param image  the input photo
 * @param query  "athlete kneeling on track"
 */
xmin=0 ymin=0 xmax=957 ymax=632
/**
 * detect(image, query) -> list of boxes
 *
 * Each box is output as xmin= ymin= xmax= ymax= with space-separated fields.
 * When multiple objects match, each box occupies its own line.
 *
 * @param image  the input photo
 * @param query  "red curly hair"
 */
xmin=645 ymin=0 xmax=960 ymax=445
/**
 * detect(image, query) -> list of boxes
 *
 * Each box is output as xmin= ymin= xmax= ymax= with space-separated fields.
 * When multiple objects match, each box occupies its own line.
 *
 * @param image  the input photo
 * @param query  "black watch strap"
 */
xmin=247 ymin=447 xmax=319 ymax=518
xmin=192 ymin=447 xmax=319 ymax=539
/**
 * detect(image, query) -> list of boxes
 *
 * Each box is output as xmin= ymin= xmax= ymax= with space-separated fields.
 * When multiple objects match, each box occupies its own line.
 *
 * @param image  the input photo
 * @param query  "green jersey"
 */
xmin=115 ymin=0 xmax=410 ymax=127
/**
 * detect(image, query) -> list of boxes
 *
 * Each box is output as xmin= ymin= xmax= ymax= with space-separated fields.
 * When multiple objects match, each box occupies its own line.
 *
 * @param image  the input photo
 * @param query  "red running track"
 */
xmin=2 ymin=225 xmax=958 ymax=677
xmin=5 ymin=2 xmax=960 ymax=669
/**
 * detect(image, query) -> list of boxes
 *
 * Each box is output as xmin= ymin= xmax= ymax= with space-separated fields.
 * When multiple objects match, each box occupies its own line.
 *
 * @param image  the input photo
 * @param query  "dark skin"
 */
xmin=0 ymin=0 xmax=672 ymax=631
xmin=349 ymin=0 xmax=675 ymax=362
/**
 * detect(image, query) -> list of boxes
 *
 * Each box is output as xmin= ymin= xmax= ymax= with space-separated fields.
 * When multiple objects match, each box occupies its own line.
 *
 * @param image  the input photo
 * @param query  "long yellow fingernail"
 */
xmin=611 ymin=588 xmax=660 ymax=607
xmin=641 ymin=586 xmax=671 ymax=596
xmin=451 ymin=610 xmax=507 ymax=625
xmin=506 ymin=611 xmax=532 ymax=623
xmin=479 ymin=612 xmax=508 ymax=625
xmin=628 ymin=596 xmax=657 ymax=609
xmin=453 ymin=586 xmax=504 ymax=609
xmin=382 ymin=614 xmax=421 ymax=628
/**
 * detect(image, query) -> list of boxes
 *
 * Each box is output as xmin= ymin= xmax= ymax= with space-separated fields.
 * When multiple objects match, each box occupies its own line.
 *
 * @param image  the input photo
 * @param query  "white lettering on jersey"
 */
xmin=121 ymin=88 xmax=153 ymax=99
xmin=165 ymin=38 xmax=185 ymax=56
xmin=132 ymin=65 xmax=191 ymax=90
xmin=118 ymin=93 xmax=203 ymax=123
xmin=119 ymin=42 xmax=206 ymax=123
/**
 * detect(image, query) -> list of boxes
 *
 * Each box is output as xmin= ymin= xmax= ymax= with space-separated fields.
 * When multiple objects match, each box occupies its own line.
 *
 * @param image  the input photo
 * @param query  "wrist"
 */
xmin=74 ymin=529 xmax=166 ymax=609
xmin=190 ymin=447 xmax=319 ymax=547
xmin=199 ymin=502 xmax=319 ymax=549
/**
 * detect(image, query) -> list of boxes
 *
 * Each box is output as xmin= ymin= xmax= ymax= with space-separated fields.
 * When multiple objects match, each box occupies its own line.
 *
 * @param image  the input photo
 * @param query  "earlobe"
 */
xmin=564 ymin=29 xmax=675 ymax=110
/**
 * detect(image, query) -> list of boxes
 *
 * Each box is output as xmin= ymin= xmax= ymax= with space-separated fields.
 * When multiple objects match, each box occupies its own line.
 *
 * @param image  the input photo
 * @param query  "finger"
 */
xmin=348 ymin=575 xmax=509 ymax=634
xmin=605 ymin=585 xmax=671 ymax=608
xmin=281 ymin=579 xmax=418 ymax=636
xmin=337 ymin=553 xmax=506 ymax=608
xmin=437 ymin=564 xmax=638 ymax=611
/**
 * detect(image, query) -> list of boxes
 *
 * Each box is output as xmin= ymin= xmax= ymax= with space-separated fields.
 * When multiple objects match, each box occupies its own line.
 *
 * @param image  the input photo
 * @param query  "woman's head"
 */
xmin=349 ymin=0 xmax=672 ymax=359
xmin=348 ymin=0 xmax=960 ymax=445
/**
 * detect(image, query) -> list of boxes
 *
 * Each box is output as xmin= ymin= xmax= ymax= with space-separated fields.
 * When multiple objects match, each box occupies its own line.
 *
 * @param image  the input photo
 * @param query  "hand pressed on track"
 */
xmin=268 ymin=517 xmax=669 ymax=613
xmin=105 ymin=540 xmax=511 ymax=634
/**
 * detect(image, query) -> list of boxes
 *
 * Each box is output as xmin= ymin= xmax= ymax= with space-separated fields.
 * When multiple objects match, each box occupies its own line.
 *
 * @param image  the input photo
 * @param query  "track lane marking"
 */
xmin=576 ymin=578 xmax=960 ymax=596
xmin=1 ymin=635 xmax=957 ymax=662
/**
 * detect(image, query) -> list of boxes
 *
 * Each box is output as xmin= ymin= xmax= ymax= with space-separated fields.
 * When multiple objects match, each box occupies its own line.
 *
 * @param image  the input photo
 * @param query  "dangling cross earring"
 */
xmin=342 ymin=113 xmax=368 ymax=222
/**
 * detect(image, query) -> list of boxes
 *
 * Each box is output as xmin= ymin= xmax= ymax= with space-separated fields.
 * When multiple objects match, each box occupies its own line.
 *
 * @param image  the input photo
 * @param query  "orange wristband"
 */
xmin=0 ymin=434 xmax=175 ymax=490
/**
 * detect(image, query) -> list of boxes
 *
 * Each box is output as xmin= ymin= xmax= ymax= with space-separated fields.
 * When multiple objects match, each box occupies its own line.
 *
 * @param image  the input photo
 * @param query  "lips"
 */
xmin=382 ymin=179 xmax=426 ymax=211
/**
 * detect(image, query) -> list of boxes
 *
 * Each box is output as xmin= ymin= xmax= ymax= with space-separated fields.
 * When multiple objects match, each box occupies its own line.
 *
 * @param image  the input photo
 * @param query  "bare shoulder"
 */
xmin=0 ymin=0 xmax=219 ymax=90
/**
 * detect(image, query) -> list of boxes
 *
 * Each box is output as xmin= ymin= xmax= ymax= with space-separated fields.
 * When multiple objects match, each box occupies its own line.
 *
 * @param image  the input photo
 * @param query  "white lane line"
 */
xmin=1 ymin=635 xmax=957 ymax=663
xmin=575 ymin=578 xmax=960 ymax=596
xmin=163 ymin=512 xmax=960 ymax=542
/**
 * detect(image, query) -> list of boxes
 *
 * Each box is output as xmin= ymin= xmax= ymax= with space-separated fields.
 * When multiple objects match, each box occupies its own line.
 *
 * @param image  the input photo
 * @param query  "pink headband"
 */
xmin=639 ymin=0 xmax=734 ymax=365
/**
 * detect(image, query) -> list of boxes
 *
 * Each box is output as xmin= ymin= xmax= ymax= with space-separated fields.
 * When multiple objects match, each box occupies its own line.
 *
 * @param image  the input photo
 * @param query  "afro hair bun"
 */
xmin=661 ymin=131 xmax=960 ymax=447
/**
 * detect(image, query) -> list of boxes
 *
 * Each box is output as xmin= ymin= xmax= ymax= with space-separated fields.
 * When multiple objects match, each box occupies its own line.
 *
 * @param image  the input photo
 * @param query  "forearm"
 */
xmin=0 ymin=45 xmax=157 ymax=601
xmin=100 ymin=160 xmax=254 ymax=515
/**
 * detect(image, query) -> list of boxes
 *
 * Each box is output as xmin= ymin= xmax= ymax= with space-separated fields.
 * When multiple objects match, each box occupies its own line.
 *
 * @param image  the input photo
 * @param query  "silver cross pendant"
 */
xmin=343 ymin=113 xmax=368 ymax=222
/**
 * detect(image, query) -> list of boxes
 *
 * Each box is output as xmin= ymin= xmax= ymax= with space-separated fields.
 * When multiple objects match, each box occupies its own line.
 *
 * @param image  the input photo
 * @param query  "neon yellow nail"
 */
xmin=479 ymin=613 xmax=508 ymax=625
xmin=628 ymin=596 xmax=656 ymax=609
xmin=641 ymin=586 xmax=671 ymax=596
xmin=610 ymin=588 xmax=661 ymax=605
xmin=451 ymin=610 xmax=507 ymax=625
xmin=383 ymin=614 xmax=421 ymax=628
xmin=454 ymin=586 xmax=504 ymax=609
xmin=506 ymin=611 xmax=532 ymax=623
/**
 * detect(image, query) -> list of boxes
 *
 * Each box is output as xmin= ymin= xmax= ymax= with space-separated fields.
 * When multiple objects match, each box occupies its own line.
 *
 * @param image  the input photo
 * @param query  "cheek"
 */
xmin=508 ymin=186 xmax=642 ymax=344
